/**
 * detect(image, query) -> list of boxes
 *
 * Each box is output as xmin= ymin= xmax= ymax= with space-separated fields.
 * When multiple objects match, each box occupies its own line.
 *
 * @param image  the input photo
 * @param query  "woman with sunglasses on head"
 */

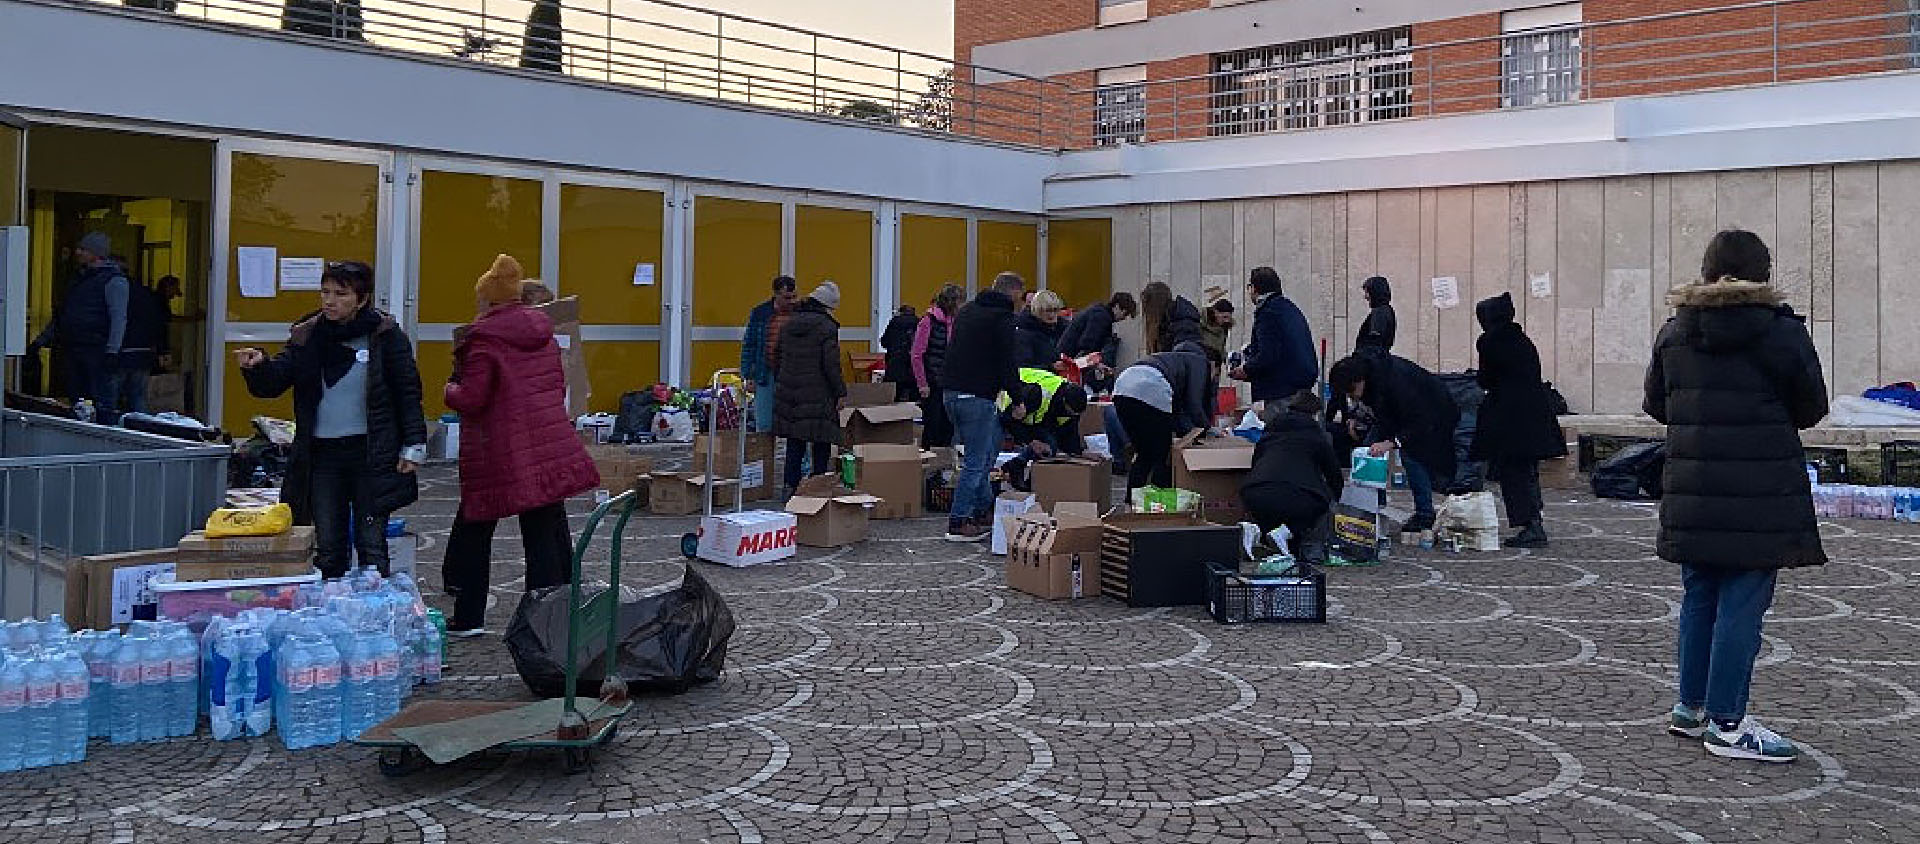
xmin=235 ymin=260 xmax=428 ymax=579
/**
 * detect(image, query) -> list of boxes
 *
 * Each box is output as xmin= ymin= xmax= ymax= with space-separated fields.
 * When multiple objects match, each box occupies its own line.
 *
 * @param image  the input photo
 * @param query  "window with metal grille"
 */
xmin=1209 ymin=27 xmax=1413 ymax=136
xmin=1501 ymin=27 xmax=1582 ymax=107
xmin=1094 ymin=74 xmax=1147 ymax=146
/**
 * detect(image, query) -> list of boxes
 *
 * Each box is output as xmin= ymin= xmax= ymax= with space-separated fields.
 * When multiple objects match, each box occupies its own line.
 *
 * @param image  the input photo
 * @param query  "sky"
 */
xmin=694 ymin=0 xmax=955 ymax=59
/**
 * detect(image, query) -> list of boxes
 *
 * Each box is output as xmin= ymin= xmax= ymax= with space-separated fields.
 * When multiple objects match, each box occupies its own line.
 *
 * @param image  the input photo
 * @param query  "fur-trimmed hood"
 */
xmin=1668 ymin=277 xmax=1792 ymax=354
xmin=1666 ymin=278 xmax=1783 ymax=309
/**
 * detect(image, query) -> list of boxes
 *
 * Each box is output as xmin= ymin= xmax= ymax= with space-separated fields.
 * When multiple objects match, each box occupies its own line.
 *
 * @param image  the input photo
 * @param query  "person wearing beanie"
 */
xmin=439 ymin=253 xmax=600 ymax=635
xmin=742 ymin=276 xmax=799 ymax=434
xmin=773 ymin=279 xmax=847 ymax=496
xmin=236 ymin=260 xmax=428 ymax=578
xmin=30 ymin=231 xmax=131 ymax=417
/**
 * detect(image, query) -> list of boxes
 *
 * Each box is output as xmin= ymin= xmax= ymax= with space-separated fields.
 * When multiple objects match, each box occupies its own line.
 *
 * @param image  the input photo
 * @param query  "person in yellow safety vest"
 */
xmin=997 ymin=367 xmax=1090 ymax=492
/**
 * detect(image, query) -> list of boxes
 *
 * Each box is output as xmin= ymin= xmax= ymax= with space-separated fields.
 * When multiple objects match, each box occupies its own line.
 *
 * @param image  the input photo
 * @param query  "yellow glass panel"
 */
xmin=227 ymin=153 xmax=379 ymax=324
xmin=414 ymin=340 xmax=456 ymax=421
xmin=582 ymin=342 xmax=661 ymax=412
xmin=222 ymin=342 xmax=295 ymax=433
xmin=692 ymin=196 xmax=781 ymax=327
xmin=899 ymin=214 xmax=966 ymax=312
xmin=794 ymin=205 xmax=873 ymax=329
xmin=976 ymin=220 xmax=1038 ymax=292
xmin=0 ymin=124 xmax=21 ymax=227
xmin=1046 ymin=218 xmax=1113 ymax=311
xmin=418 ymin=170 xmax=542 ymax=326
xmin=559 ymin=184 xmax=663 ymax=326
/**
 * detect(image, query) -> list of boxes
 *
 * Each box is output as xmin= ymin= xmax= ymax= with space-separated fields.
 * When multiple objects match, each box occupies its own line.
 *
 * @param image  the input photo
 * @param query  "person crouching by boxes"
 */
xmin=1240 ymin=390 xmax=1343 ymax=557
xmin=996 ymin=368 xmax=1089 ymax=492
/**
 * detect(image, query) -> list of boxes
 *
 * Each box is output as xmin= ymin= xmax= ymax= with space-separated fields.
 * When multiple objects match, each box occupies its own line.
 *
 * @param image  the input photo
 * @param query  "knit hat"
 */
xmin=476 ymin=254 xmax=525 ymax=305
xmin=77 ymin=232 xmax=111 ymax=260
xmin=810 ymin=281 xmax=841 ymax=310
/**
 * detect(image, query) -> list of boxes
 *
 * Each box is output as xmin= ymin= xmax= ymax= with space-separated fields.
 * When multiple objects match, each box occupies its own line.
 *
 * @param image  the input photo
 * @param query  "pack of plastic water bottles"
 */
xmin=1811 ymin=484 xmax=1920 ymax=522
xmin=0 ymin=567 xmax=445 ymax=766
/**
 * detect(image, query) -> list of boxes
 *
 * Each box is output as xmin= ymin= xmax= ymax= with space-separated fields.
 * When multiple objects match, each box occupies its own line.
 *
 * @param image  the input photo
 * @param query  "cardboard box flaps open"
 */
xmin=649 ymin=473 xmax=740 ymax=516
xmin=784 ymin=475 xmax=884 ymax=547
xmin=849 ymin=444 xmax=925 ymax=519
xmin=1005 ymin=502 xmax=1103 ymax=600
xmin=1172 ymin=432 xmax=1255 ymax=522
xmin=843 ymin=381 xmax=897 ymax=409
xmin=1031 ymin=456 xmax=1114 ymax=512
xmin=841 ymin=403 xmax=919 ymax=446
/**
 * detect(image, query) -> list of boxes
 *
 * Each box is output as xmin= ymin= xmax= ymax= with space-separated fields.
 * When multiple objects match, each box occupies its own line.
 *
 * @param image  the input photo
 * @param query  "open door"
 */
xmin=1 ymin=110 xmax=28 ymax=360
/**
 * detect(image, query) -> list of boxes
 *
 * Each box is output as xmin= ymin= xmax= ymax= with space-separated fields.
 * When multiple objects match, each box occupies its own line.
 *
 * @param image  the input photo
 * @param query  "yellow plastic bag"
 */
xmin=205 ymin=503 xmax=294 ymax=538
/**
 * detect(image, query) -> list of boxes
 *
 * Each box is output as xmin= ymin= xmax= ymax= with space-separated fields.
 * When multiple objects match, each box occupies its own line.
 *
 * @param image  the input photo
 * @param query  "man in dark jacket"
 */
xmin=773 ymin=282 xmax=847 ymax=494
xmin=1242 ymin=390 xmax=1343 ymax=555
xmin=1058 ymin=292 xmax=1136 ymax=393
xmin=881 ymin=305 xmax=920 ymax=403
xmin=1469 ymin=292 xmax=1566 ymax=548
xmin=1329 ymin=351 xmax=1458 ymax=532
xmin=1644 ymin=230 xmax=1827 ymax=764
xmin=1355 ymin=276 xmax=1396 ymax=352
xmin=741 ymin=276 xmax=797 ymax=433
xmin=107 ymin=276 xmax=171 ymax=418
xmin=941 ymin=272 xmax=1029 ymax=541
xmin=35 ymin=232 xmax=131 ymax=416
xmin=1232 ymin=267 xmax=1318 ymax=405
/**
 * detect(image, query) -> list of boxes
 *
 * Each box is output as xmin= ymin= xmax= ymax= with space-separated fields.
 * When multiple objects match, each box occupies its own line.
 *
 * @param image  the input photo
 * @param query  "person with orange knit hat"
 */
xmin=440 ymin=254 xmax=601 ymax=636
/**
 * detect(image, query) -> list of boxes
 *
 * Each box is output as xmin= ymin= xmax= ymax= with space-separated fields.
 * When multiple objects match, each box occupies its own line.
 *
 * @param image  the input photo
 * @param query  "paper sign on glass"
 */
xmin=237 ymin=246 xmax=278 ymax=298
xmin=1529 ymin=272 xmax=1554 ymax=299
xmin=279 ymin=257 xmax=325 ymax=291
xmin=634 ymin=263 xmax=656 ymax=286
xmin=1430 ymin=276 xmax=1460 ymax=310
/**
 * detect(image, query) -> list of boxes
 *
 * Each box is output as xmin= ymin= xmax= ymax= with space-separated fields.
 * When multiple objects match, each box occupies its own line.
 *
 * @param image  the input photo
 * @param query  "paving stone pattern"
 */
xmin=5 ymin=456 xmax=1920 ymax=843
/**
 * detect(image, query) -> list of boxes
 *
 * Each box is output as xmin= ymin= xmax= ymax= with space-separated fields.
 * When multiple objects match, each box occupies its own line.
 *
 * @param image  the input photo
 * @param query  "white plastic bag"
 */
xmin=1437 ymin=491 xmax=1500 ymax=531
xmin=1083 ymin=434 xmax=1112 ymax=458
xmin=651 ymin=408 xmax=695 ymax=443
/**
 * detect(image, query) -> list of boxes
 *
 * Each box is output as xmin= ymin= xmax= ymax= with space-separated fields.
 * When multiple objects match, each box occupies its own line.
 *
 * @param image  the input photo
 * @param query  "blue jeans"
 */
xmin=1403 ymin=455 xmax=1435 ymax=517
xmin=944 ymin=392 xmax=1001 ymax=525
xmin=1676 ymin=566 xmax=1778 ymax=724
xmin=752 ymin=383 xmax=776 ymax=433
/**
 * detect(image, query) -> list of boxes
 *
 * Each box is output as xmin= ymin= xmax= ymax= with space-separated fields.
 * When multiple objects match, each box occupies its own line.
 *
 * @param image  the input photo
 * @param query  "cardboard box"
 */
xmin=844 ymin=381 xmax=897 ymax=409
xmin=586 ymin=444 xmax=656 ymax=494
xmin=990 ymin=491 xmax=1039 ymax=555
xmin=841 ymin=403 xmax=919 ymax=446
xmin=785 ymin=476 xmax=883 ymax=547
xmin=850 ymin=444 xmax=925 ymax=520
xmin=1080 ymin=402 xmax=1110 ymax=437
xmin=1099 ymin=512 xmax=1244 ymax=607
xmin=538 ymin=297 xmax=591 ymax=418
xmin=1031 ymin=457 xmax=1114 ymax=512
xmin=66 ymin=549 xmax=180 ymax=630
xmin=147 ymin=373 xmax=187 ymax=415
xmin=649 ymin=473 xmax=739 ymax=516
xmin=691 ymin=431 xmax=776 ymax=501
xmin=1006 ymin=503 xmax=1103 ymax=600
xmin=177 ymin=527 xmax=314 ymax=554
xmin=176 ymin=526 xmax=314 ymax=582
xmin=696 ymin=510 xmax=798 ymax=567
xmin=1172 ymin=433 xmax=1256 ymax=523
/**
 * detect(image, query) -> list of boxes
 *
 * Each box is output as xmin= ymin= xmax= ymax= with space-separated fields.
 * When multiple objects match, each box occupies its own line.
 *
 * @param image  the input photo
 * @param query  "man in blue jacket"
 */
xmin=32 ymin=232 xmax=129 ymax=419
xmin=1230 ymin=266 xmax=1318 ymax=407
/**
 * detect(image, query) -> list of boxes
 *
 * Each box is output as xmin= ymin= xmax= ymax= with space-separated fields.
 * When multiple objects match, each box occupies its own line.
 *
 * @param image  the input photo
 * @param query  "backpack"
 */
xmin=1592 ymin=441 xmax=1665 ymax=500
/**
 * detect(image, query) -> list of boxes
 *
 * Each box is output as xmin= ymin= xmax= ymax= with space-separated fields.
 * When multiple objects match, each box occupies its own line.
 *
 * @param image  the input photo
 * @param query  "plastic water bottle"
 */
xmin=138 ymin=635 xmax=171 ymax=741
xmin=0 ymin=654 xmax=26 ymax=771
xmin=307 ymin=635 xmax=342 ymax=748
xmin=83 ymin=631 xmax=117 ymax=738
xmin=23 ymin=652 xmax=59 ymax=767
xmin=165 ymin=627 xmax=199 ymax=737
xmin=208 ymin=628 xmax=242 ymax=740
xmin=45 ymin=614 xmax=69 ymax=641
xmin=370 ymin=627 xmax=403 ymax=724
xmin=55 ymin=647 xmax=89 ymax=764
xmin=276 ymin=638 xmax=314 ymax=750
xmin=414 ymin=617 xmax=442 ymax=687
xmin=340 ymin=635 xmax=376 ymax=740
xmin=109 ymin=638 xmax=144 ymax=744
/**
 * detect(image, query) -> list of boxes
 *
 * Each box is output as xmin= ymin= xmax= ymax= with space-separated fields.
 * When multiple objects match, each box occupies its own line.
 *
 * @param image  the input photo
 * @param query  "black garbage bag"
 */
xmin=506 ymin=564 xmax=736 ymax=698
xmin=1592 ymin=441 xmax=1666 ymax=500
xmin=611 ymin=390 xmax=660 ymax=443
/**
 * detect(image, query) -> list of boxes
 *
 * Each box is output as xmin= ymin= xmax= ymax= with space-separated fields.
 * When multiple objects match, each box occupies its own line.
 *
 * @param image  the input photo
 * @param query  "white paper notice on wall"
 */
xmin=237 ymin=246 xmax=278 ymax=298
xmin=1430 ymin=277 xmax=1461 ymax=310
xmin=1529 ymin=272 xmax=1554 ymax=299
xmin=634 ymin=263 xmax=655 ymax=286
xmin=279 ymin=257 xmax=325 ymax=291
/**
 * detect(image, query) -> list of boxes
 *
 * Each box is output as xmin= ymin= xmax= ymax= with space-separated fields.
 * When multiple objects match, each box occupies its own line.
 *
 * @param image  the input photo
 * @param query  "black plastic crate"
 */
xmin=1804 ymin=446 xmax=1852 ymax=484
xmin=1884 ymin=440 xmax=1920 ymax=487
xmin=1206 ymin=562 xmax=1327 ymax=624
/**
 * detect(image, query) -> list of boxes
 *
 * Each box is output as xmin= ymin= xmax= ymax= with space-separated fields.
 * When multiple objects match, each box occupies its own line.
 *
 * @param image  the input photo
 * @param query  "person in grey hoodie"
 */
xmin=1112 ymin=340 xmax=1219 ymax=492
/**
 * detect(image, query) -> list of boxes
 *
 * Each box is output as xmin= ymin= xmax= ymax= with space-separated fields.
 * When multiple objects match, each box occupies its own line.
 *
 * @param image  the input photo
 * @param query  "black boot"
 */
xmin=1505 ymin=521 xmax=1548 ymax=548
xmin=1401 ymin=512 xmax=1435 ymax=534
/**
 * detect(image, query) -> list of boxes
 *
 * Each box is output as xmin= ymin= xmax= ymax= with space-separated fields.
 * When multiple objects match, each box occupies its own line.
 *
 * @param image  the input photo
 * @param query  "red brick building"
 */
xmin=953 ymin=0 xmax=1920 ymax=147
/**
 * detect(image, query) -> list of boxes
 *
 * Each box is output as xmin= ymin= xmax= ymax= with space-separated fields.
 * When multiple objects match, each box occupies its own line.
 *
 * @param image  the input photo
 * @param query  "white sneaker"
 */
xmin=1703 ymin=717 xmax=1800 ymax=763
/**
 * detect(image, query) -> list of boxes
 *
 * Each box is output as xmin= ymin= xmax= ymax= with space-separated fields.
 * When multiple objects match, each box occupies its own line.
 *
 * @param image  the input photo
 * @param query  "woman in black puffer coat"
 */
xmin=1643 ymin=229 xmax=1827 ymax=764
xmin=1469 ymin=292 xmax=1566 ymax=548
xmin=774 ymin=282 xmax=847 ymax=493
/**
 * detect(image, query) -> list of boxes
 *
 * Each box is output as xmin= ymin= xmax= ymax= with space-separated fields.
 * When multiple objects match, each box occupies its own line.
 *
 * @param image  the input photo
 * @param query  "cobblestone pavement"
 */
xmin=5 ymin=458 xmax=1920 ymax=843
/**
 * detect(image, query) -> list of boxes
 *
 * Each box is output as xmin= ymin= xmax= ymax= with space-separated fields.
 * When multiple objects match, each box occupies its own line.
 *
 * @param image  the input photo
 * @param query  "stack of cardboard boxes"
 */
xmin=66 ymin=525 xmax=319 ymax=630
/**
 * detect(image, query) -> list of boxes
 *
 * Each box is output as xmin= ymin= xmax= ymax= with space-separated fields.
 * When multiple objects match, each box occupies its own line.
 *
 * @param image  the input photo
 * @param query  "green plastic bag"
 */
xmin=1131 ymin=486 xmax=1201 ymax=514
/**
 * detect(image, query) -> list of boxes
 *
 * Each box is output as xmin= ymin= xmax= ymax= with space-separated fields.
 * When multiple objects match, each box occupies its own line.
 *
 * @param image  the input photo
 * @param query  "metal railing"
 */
xmin=0 ymin=411 xmax=229 ymax=620
xmin=1054 ymin=0 xmax=1920 ymax=148
xmin=93 ymin=0 xmax=1068 ymax=145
